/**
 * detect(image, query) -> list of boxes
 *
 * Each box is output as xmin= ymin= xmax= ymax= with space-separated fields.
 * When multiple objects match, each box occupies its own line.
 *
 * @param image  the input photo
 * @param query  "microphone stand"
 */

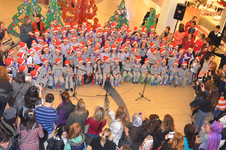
xmin=135 ymin=65 xmax=151 ymax=101
xmin=72 ymin=66 xmax=87 ymax=100
xmin=97 ymin=66 xmax=118 ymax=103
xmin=5 ymin=29 xmax=18 ymax=51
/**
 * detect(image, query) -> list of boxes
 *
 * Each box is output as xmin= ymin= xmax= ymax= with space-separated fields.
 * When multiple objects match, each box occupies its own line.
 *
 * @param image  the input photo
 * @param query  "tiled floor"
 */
xmin=0 ymin=0 xmax=223 ymax=149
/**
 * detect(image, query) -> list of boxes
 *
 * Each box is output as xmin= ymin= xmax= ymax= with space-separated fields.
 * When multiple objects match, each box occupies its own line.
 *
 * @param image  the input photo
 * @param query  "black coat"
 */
xmin=214 ymin=52 xmax=226 ymax=69
xmin=208 ymin=31 xmax=221 ymax=47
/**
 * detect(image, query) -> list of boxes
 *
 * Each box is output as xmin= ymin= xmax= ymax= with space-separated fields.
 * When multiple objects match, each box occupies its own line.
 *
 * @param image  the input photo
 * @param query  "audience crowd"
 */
xmin=0 ymin=13 xmax=226 ymax=150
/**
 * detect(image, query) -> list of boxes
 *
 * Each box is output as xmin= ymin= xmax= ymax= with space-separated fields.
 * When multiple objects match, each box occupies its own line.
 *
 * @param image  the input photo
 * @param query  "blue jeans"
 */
xmin=0 ymin=101 xmax=7 ymax=118
xmin=194 ymin=109 xmax=210 ymax=133
xmin=214 ymin=108 xmax=222 ymax=118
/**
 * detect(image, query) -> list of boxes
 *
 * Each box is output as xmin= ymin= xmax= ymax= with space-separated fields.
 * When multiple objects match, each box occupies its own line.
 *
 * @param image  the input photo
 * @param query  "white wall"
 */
xmin=156 ymin=0 xmax=185 ymax=34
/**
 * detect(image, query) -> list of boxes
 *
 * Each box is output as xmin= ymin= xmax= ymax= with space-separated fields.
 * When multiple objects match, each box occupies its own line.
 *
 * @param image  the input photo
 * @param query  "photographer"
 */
xmin=194 ymin=80 xmax=219 ymax=134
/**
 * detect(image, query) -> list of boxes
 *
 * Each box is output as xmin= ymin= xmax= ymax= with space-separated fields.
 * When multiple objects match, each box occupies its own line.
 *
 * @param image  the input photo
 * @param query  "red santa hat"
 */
xmin=150 ymin=25 xmax=155 ymax=31
xmin=55 ymin=41 xmax=62 ymax=47
xmin=34 ymin=65 xmax=41 ymax=71
xmin=28 ymin=49 xmax=34 ymax=55
xmin=82 ymin=46 xmax=87 ymax=51
xmin=169 ymin=42 xmax=174 ymax=47
xmin=142 ymin=39 xmax=147 ymax=43
xmin=96 ymin=30 xmax=102 ymax=35
xmin=102 ymin=30 xmax=107 ymax=35
xmin=111 ymin=45 xmax=116 ymax=50
xmin=96 ymin=42 xmax=102 ymax=47
xmin=17 ymin=52 xmax=25 ymax=58
xmin=161 ymin=58 xmax=166 ymax=63
xmin=125 ymin=39 xmax=130 ymax=44
xmin=67 ymin=49 xmax=73 ymax=55
xmin=105 ymin=40 xmax=110 ymax=45
xmin=87 ymin=39 xmax=93 ymax=44
xmin=127 ymin=30 xmax=132 ymax=35
xmin=151 ymin=48 xmax=157 ymax=54
xmin=51 ymin=21 xmax=56 ymax=25
xmin=120 ymin=45 xmax=126 ymax=51
xmin=69 ymin=27 xmax=75 ymax=32
xmin=64 ymin=60 xmax=71 ymax=65
xmin=103 ymin=45 xmax=109 ymax=51
xmin=86 ymin=58 xmax=92 ymax=64
xmin=103 ymin=56 xmax=110 ymax=62
xmin=132 ymin=48 xmax=137 ymax=53
xmin=160 ymin=48 xmax=165 ymax=54
xmin=141 ymin=30 xmax=146 ymax=35
xmin=76 ymin=50 xmax=81 ymax=54
xmin=142 ymin=26 xmax=147 ymax=31
xmin=78 ymin=57 xmax=84 ymax=63
xmin=8 ymin=49 xmax=14 ymax=55
xmin=63 ymin=37 xmax=68 ymax=42
xmin=96 ymin=24 xmax=101 ymax=29
xmin=19 ymin=41 xmax=27 ymax=49
xmin=42 ymin=58 xmax=48 ymax=64
xmin=196 ymin=56 xmax=202 ymax=62
xmin=57 ymin=25 xmax=62 ymax=29
xmin=61 ymin=28 xmax=67 ymax=33
xmin=35 ymin=47 xmax=41 ymax=53
xmin=174 ymin=43 xmax=178 ymax=48
xmin=44 ymin=30 xmax=48 ymax=35
xmin=149 ymin=33 xmax=155 ymax=37
xmin=144 ymin=58 xmax=149 ymax=63
xmin=17 ymin=58 xmax=25 ymax=65
xmin=114 ymin=57 xmax=119 ymax=62
xmin=182 ymin=61 xmax=187 ymax=66
xmin=53 ymin=38 xmax=58 ymax=42
xmin=53 ymin=27 xmax=58 ymax=32
xmin=188 ymin=47 xmax=193 ymax=51
xmin=111 ymin=23 xmax=116 ymax=28
xmin=8 ymin=57 xmax=14 ymax=63
xmin=30 ymin=71 xmax=38 ymax=77
xmin=155 ymin=60 xmax=160 ymax=64
xmin=95 ymin=57 xmax=100 ymax=62
xmin=79 ymin=29 xmax=84 ymax=33
xmin=55 ymin=58 xmax=61 ymax=64
xmin=71 ymin=35 xmax=77 ymax=40
xmin=136 ymin=55 xmax=141 ymax=61
xmin=174 ymin=60 xmax=179 ymax=65
xmin=94 ymin=47 xmax=100 ymax=53
xmin=43 ymin=42 xmax=48 ymax=47
xmin=79 ymin=41 xmax=85 ymax=47
xmin=71 ymin=46 xmax=77 ymax=51
xmin=150 ymin=42 xmax=155 ymax=48
xmin=179 ymin=48 xmax=184 ymax=53
xmin=55 ymin=47 xmax=61 ymax=52
xmin=131 ymin=41 xmax=136 ymax=46
xmin=83 ymin=22 xmax=88 ymax=27
xmin=117 ymin=37 xmax=123 ymax=43
xmin=163 ymin=37 xmax=168 ymax=42
xmin=169 ymin=51 xmax=175 ymax=55
xmin=34 ymin=30 xmax=40 ymax=34
xmin=43 ymin=47 xmax=49 ymax=51
xmin=160 ymin=43 xmax=165 ymax=49
xmin=73 ymin=22 xmax=78 ymax=27
xmin=4 ymin=59 xmax=12 ymax=67
xmin=38 ymin=37 xmax=43 ymax=42
xmin=65 ymin=22 xmax=71 ymax=27
xmin=18 ymin=65 xmax=26 ymax=72
xmin=134 ymin=26 xmax=139 ymax=31
xmin=114 ymin=39 xmax=118 ymax=44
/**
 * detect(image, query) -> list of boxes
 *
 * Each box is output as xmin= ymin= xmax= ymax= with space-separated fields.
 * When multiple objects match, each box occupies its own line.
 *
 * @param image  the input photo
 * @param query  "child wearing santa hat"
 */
xmin=42 ymin=47 xmax=53 ymax=66
xmin=151 ymin=60 xmax=162 ymax=85
xmin=52 ymin=58 xmax=65 ymax=88
xmin=93 ymin=58 xmax=102 ymax=85
xmin=61 ymin=37 xmax=70 ymax=56
xmin=30 ymin=70 xmax=45 ymax=89
xmin=74 ymin=50 xmax=82 ymax=66
xmin=112 ymin=57 xmax=122 ymax=88
xmin=160 ymin=58 xmax=169 ymax=85
xmin=141 ymin=58 xmax=151 ymax=83
xmin=82 ymin=46 xmax=89 ymax=65
xmin=34 ymin=30 xmax=40 ymax=43
xmin=175 ymin=61 xmax=189 ymax=87
xmin=64 ymin=60 xmax=74 ymax=91
xmin=34 ymin=65 xmax=48 ymax=88
xmin=77 ymin=29 xmax=86 ymax=44
xmin=27 ymin=49 xmax=36 ymax=73
xmin=43 ymin=30 xmax=51 ymax=46
xmin=133 ymin=56 xmax=141 ymax=84
xmin=101 ymin=56 xmax=114 ymax=88
xmin=49 ymin=27 xmax=58 ymax=41
xmin=69 ymin=35 xmax=79 ymax=47
xmin=169 ymin=60 xmax=180 ymax=85
xmin=93 ymin=30 xmax=102 ymax=47
xmin=167 ymin=51 xmax=178 ymax=70
xmin=91 ymin=47 xmax=100 ymax=64
xmin=37 ymin=37 xmax=44 ymax=49
xmin=87 ymin=39 xmax=94 ymax=56
xmin=4 ymin=59 xmax=16 ymax=79
xmin=34 ymin=47 xmax=42 ymax=66
xmin=18 ymin=41 xmax=28 ymax=53
xmin=65 ymin=49 xmax=75 ymax=66
xmin=122 ymin=57 xmax=133 ymax=83
xmin=74 ymin=57 xmax=86 ymax=87
xmin=68 ymin=27 xmax=76 ymax=42
xmin=84 ymin=58 xmax=93 ymax=85
xmin=40 ymin=58 xmax=53 ymax=89
xmin=52 ymin=47 xmax=63 ymax=66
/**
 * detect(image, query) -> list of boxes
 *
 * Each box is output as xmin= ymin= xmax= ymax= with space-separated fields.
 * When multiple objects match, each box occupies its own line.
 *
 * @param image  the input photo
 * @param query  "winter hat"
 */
xmin=103 ymin=56 xmax=110 ymax=62
xmin=30 ymin=70 xmax=38 ymax=77
xmin=71 ymin=46 xmax=77 ymax=51
xmin=160 ymin=48 xmax=165 ymax=54
xmin=142 ymin=39 xmax=147 ymax=43
xmin=38 ymin=37 xmax=43 ymax=42
xmin=155 ymin=60 xmax=160 ymax=65
xmin=61 ymin=27 xmax=67 ymax=33
xmin=182 ymin=61 xmax=187 ymax=66
xmin=52 ymin=38 xmax=58 ymax=42
xmin=131 ymin=41 xmax=136 ymax=46
xmin=132 ymin=48 xmax=137 ymax=53
xmin=87 ymin=39 xmax=93 ymax=44
xmin=96 ymin=24 xmax=101 ymax=29
xmin=134 ymin=26 xmax=139 ymax=31
xmin=94 ymin=47 xmax=100 ymax=53
xmin=79 ymin=29 xmax=84 ymax=33
xmin=150 ymin=42 xmax=155 ymax=48
xmin=169 ymin=42 xmax=174 ymax=47
xmin=125 ymin=39 xmax=130 ymax=44
xmin=34 ymin=65 xmax=41 ymax=71
xmin=43 ymin=42 xmax=48 ymax=47
xmin=160 ymin=43 xmax=165 ymax=48
xmin=18 ymin=65 xmax=26 ymax=72
xmin=65 ymin=22 xmax=71 ymax=27
xmin=55 ymin=41 xmax=62 ymax=47
xmin=136 ymin=55 xmax=141 ymax=61
xmin=132 ymin=113 xmax=143 ymax=127
xmin=42 ymin=58 xmax=48 ymax=64
xmin=82 ymin=46 xmax=88 ymax=51
xmin=86 ymin=58 xmax=91 ymax=63
xmin=8 ymin=57 xmax=14 ymax=63
xmin=17 ymin=52 xmax=25 ymax=58
xmin=44 ymin=30 xmax=48 ymax=35
xmin=28 ymin=49 xmax=34 ymax=55
xmin=79 ymin=41 xmax=85 ymax=47
xmin=32 ymin=40 xmax=37 ymax=46
xmin=169 ymin=51 xmax=174 ymax=56
xmin=19 ymin=41 xmax=27 ymax=49
xmin=76 ymin=50 xmax=81 ymax=54
xmin=35 ymin=47 xmax=41 ymax=53
xmin=111 ymin=45 xmax=116 ymax=50
xmin=55 ymin=47 xmax=61 ymax=52
xmin=149 ymin=33 xmax=154 ymax=37
xmin=78 ymin=57 xmax=84 ymax=63
xmin=163 ymin=37 xmax=168 ymax=42
xmin=64 ymin=60 xmax=71 ymax=65
xmin=17 ymin=58 xmax=25 ymax=65
xmin=161 ymin=58 xmax=166 ymax=63
xmin=34 ymin=30 xmax=40 ymax=34
xmin=4 ymin=59 xmax=12 ymax=67
xmin=174 ymin=60 xmax=179 ymax=65
xmin=3 ymin=108 xmax=17 ymax=120
xmin=103 ymin=45 xmax=109 ymax=51
xmin=114 ymin=57 xmax=119 ymax=62
xmin=144 ymin=58 xmax=149 ymax=63
xmin=67 ymin=49 xmax=73 ymax=55
xmin=55 ymin=58 xmax=61 ymax=64
xmin=96 ymin=42 xmax=102 ymax=47
xmin=8 ymin=49 xmax=14 ymax=55
xmin=51 ymin=21 xmax=56 ymax=25
xmin=174 ymin=43 xmax=178 ymax=48
xmin=43 ymin=47 xmax=49 ymax=51
xmin=117 ymin=37 xmax=123 ymax=43
xmin=196 ymin=56 xmax=201 ymax=62
xmin=179 ymin=48 xmax=184 ymax=53
xmin=73 ymin=22 xmax=78 ymax=27
xmin=151 ymin=48 xmax=157 ymax=54
xmin=95 ymin=57 xmax=100 ymax=62
xmin=63 ymin=37 xmax=68 ymax=42
xmin=57 ymin=25 xmax=62 ymax=29
xmin=53 ymin=27 xmax=58 ymax=32
xmin=71 ymin=35 xmax=77 ymax=39
xmin=150 ymin=25 xmax=155 ymax=30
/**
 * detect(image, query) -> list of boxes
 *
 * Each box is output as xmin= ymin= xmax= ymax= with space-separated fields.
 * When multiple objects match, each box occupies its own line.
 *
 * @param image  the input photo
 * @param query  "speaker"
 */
xmin=173 ymin=3 xmax=187 ymax=21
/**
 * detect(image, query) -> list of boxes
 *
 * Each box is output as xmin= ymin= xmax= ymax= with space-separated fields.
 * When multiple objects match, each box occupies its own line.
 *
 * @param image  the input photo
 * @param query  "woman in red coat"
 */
xmin=182 ymin=33 xmax=195 ymax=53
xmin=193 ymin=34 xmax=205 ymax=56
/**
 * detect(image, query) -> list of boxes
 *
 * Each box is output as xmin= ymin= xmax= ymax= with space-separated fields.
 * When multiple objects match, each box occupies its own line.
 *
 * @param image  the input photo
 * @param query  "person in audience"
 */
xmin=11 ymin=71 xmax=31 ymax=112
xmin=35 ymin=93 xmax=59 ymax=148
xmin=56 ymin=92 xmax=75 ymax=127
xmin=64 ymin=123 xmax=85 ymax=150
xmin=160 ymin=132 xmax=184 ymax=150
xmin=208 ymin=25 xmax=222 ymax=47
xmin=66 ymin=99 xmax=89 ymax=132
xmin=193 ymin=34 xmax=205 ymax=57
xmin=199 ymin=121 xmax=223 ymax=150
xmin=194 ymin=80 xmax=219 ymax=134
xmin=138 ymin=135 xmax=154 ymax=150
xmin=153 ymin=114 xmax=175 ymax=149
xmin=17 ymin=109 xmax=44 ymax=150
xmin=199 ymin=54 xmax=215 ymax=76
xmin=0 ymin=66 xmax=13 ymax=118
xmin=120 ymin=144 xmax=132 ymax=150
xmin=185 ymin=16 xmax=197 ymax=30
xmin=108 ymin=106 xmax=128 ymax=146
xmin=159 ymin=26 xmax=173 ymax=46
xmin=183 ymin=124 xmax=199 ymax=150
xmin=90 ymin=128 xmax=116 ymax=150
xmin=182 ymin=33 xmax=194 ymax=51
xmin=47 ymin=140 xmax=64 ymax=150
xmin=214 ymin=51 xmax=226 ymax=69
xmin=20 ymin=15 xmax=33 ymax=48
xmin=47 ymin=125 xmax=69 ymax=148
xmin=0 ymin=132 xmax=20 ymax=150
xmin=173 ymin=23 xmax=185 ymax=49
xmin=0 ymin=108 xmax=20 ymax=140
xmin=85 ymin=106 xmax=107 ymax=137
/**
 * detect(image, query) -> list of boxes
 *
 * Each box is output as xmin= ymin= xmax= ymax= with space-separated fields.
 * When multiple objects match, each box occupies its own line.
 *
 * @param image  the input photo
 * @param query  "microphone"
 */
xmin=69 ymin=64 xmax=74 ymax=68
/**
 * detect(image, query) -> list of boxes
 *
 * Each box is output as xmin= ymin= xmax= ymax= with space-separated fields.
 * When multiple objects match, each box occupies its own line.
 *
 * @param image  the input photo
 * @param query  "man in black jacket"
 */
xmin=214 ymin=51 xmax=226 ymax=69
xmin=208 ymin=25 xmax=222 ymax=47
xmin=0 ymin=132 xmax=20 ymax=150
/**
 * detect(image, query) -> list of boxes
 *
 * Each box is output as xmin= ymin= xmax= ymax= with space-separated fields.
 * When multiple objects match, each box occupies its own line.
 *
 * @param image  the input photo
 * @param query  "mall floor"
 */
xmin=0 ymin=0 xmax=221 ymax=148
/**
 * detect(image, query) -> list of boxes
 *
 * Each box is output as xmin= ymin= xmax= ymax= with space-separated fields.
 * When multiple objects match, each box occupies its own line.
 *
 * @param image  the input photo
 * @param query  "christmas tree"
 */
xmin=7 ymin=0 xmax=45 ymax=37
xmin=104 ymin=0 xmax=129 ymax=29
xmin=62 ymin=0 xmax=99 ymax=29
xmin=45 ymin=0 xmax=63 ymax=29
xmin=141 ymin=8 xmax=156 ymax=32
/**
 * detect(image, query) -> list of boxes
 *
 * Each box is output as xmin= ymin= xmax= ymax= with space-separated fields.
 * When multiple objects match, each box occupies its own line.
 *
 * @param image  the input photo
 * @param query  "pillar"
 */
xmin=156 ymin=0 xmax=185 ymax=34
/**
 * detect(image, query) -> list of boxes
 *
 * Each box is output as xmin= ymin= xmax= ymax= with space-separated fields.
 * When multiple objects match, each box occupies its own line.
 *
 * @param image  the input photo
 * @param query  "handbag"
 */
xmin=85 ymin=122 xmax=103 ymax=145
xmin=8 ymin=85 xmax=23 ymax=107
xmin=19 ymin=123 xmax=36 ymax=145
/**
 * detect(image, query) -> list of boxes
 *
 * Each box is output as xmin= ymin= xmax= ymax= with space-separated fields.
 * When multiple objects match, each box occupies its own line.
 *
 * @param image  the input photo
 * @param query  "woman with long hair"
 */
xmin=160 ymin=132 xmax=184 ymax=150
xmin=11 ymin=71 xmax=31 ymax=112
xmin=17 ymin=109 xmax=44 ymax=150
xmin=66 ymin=99 xmax=89 ymax=132
xmin=85 ymin=106 xmax=107 ymax=137
xmin=108 ymin=106 xmax=127 ymax=146
xmin=90 ymin=128 xmax=116 ymax=150
xmin=0 ymin=66 xmax=13 ymax=118
xmin=183 ymin=124 xmax=197 ymax=150
xmin=64 ymin=123 xmax=85 ymax=150
xmin=194 ymin=80 xmax=219 ymax=134
xmin=193 ymin=34 xmax=206 ymax=57
xmin=199 ymin=54 xmax=215 ymax=77
xmin=20 ymin=15 xmax=33 ymax=48
xmin=173 ymin=23 xmax=186 ymax=49
xmin=56 ymin=92 xmax=75 ymax=127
